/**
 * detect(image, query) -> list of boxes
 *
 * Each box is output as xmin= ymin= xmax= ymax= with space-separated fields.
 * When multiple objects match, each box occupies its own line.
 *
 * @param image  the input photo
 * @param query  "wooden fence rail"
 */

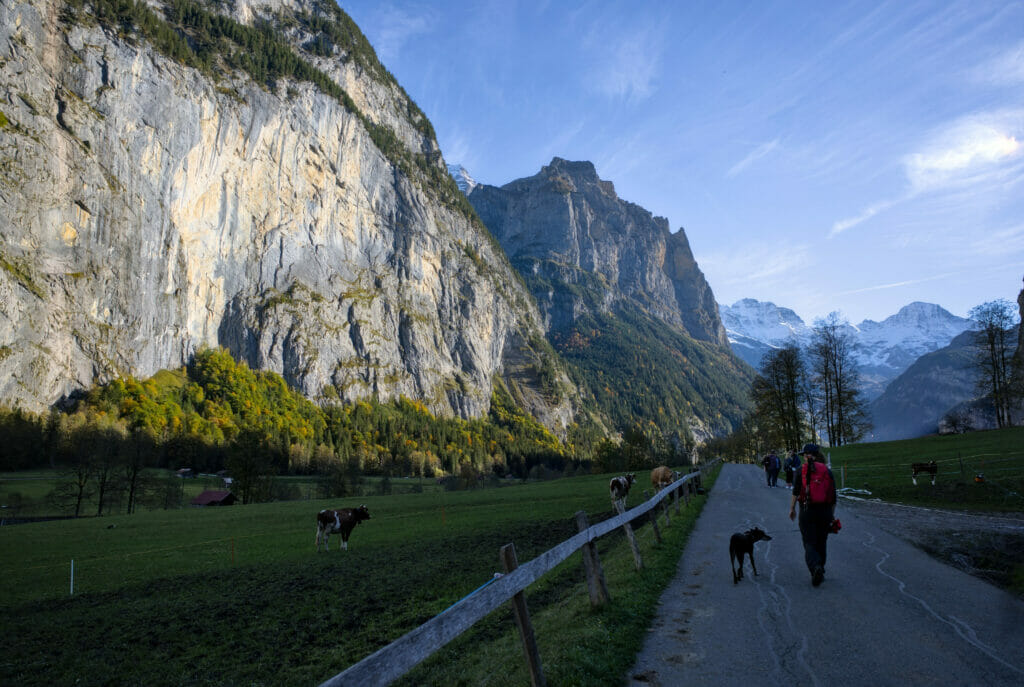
xmin=319 ymin=464 xmax=713 ymax=687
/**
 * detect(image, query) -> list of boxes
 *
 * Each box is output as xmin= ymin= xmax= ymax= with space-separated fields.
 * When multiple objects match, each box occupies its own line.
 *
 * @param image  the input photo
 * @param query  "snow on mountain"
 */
xmin=720 ymin=298 xmax=811 ymax=346
xmin=446 ymin=163 xmax=478 ymax=195
xmin=718 ymin=299 xmax=973 ymax=399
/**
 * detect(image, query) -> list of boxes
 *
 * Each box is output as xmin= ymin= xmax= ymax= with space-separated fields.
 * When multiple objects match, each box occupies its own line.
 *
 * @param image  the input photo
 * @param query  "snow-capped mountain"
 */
xmin=719 ymin=299 xmax=812 ymax=367
xmin=719 ymin=299 xmax=974 ymax=399
xmin=446 ymin=163 xmax=478 ymax=195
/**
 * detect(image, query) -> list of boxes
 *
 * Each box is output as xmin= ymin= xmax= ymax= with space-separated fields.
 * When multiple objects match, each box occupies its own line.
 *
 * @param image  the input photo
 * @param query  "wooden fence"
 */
xmin=319 ymin=463 xmax=713 ymax=687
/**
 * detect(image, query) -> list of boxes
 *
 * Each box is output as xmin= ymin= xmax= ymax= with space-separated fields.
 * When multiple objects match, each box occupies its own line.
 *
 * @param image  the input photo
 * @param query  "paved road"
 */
xmin=628 ymin=463 xmax=1024 ymax=687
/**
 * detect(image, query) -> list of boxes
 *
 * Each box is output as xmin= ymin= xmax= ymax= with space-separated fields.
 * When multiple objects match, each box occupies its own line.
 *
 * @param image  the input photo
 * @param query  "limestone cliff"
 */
xmin=469 ymin=158 xmax=729 ymax=346
xmin=0 ymin=0 xmax=575 ymax=431
xmin=467 ymin=158 xmax=751 ymax=439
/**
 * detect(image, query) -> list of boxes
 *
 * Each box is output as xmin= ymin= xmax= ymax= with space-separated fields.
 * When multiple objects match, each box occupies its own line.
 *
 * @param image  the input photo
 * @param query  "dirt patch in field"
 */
xmin=841 ymin=497 xmax=1024 ymax=597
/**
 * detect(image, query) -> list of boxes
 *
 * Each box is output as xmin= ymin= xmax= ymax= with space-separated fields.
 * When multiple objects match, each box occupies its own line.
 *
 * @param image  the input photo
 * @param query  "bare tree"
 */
xmin=808 ymin=313 xmax=872 ymax=446
xmin=751 ymin=343 xmax=806 ymax=450
xmin=969 ymin=299 xmax=1020 ymax=429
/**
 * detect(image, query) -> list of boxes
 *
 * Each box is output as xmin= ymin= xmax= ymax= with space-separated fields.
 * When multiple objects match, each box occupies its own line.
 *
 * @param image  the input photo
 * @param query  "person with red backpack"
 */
xmin=788 ymin=443 xmax=837 ymax=587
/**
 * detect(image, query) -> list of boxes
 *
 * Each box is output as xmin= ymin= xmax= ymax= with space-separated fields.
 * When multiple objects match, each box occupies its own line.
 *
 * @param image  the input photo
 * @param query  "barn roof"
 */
xmin=191 ymin=490 xmax=236 ymax=506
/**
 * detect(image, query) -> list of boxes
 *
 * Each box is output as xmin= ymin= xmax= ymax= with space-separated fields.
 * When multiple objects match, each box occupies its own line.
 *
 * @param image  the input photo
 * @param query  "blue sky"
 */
xmin=342 ymin=0 xmax=1024 ymax=325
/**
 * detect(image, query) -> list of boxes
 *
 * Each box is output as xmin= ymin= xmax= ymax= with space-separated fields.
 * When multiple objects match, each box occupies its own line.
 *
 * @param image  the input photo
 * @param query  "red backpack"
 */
xmin=801 ymin=461 xmax=834 ymax=505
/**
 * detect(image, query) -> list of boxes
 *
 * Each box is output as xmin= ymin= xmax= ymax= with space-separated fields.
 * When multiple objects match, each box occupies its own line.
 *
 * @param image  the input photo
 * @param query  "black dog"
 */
xmin=729 ymin=527 xmax=772 ymax=584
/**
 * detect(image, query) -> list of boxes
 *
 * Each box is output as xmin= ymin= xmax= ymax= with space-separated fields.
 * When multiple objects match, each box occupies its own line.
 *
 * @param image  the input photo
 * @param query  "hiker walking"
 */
xmin=788 ymin=443 xmax=837 ymax=586
xmin=762 ymin=454 xmax=772 ymax=487
xmin=768 ymin=451 xmax=781 ymax=487
xmin=784 ymin=450 xmax=801 ymax=486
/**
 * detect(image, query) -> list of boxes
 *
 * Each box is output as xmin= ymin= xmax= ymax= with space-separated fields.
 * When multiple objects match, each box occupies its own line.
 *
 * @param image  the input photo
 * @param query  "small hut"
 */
xmin=191 ymin=490 xmax=236 ymax=507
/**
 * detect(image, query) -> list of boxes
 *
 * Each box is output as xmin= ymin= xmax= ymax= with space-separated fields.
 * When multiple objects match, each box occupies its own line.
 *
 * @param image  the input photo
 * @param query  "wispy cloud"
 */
xmin=903 ymin=112 xmax=1023 ymax=192
xmin=966 ymin=224 xmax=1024 ymax=257
xmin=834 ymin=272 xmax=957 ymax=296
xmin=699 ymin=242 xmax=811 ymax=286
xmin=830 ymin=197 xmax=901 ymax=236
xmin=364 ymin=6 xmax=436 ymax=66
xmin=584 ymin=20 xmax=665 ymax=103
xmin=971 ymin=41 xmax=1024 ymax=86
xmin=726 ymin=139 xmax=780 ymax=178
xmin=830 ymin=110 xmax=1024 ymax=236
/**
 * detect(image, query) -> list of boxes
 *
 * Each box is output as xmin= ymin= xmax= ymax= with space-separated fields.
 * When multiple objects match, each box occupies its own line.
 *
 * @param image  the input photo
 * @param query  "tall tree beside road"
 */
xmin=809 ymin=313 xmax=872 ymax=446
xmin=969 ymin=299 xmax=1020 ymax=429
xmin=751 ymin=344 xmax=806 ymax=450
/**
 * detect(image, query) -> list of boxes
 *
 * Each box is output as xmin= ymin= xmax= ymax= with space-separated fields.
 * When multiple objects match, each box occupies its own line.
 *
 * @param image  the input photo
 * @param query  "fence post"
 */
xmin=612 ymin=500 xmax=644 ymax=570
xmin=682 ymin=480 xmax=691 ymax=506
xmin=574 ymin=511 xmax=610 ymax=607
xmin=674 ymin=483 xmax=681 ymax=514
xmin=649 ymin=507 xmax=663 ymax=544
xmin=500 ymin=543 xmax=546 ymax=687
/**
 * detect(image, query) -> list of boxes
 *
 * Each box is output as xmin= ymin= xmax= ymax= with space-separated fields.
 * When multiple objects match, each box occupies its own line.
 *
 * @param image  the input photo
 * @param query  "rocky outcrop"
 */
xmin=464 ymin=158 xmax=751 ymax=438
xmin=469 ymin=158 xmax=729 ymax=346
xmin=0 ymin=0 xmax=575 ymax=432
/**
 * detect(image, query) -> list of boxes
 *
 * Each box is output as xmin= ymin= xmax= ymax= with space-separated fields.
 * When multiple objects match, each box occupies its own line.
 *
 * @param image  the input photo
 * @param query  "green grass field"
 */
xmin=825 ymin=426 xmax=1024 ymax=511
xmin=0 ymin=471 xmax=450 ymax=520
xmin=0 ymin=467 xmax=716 ymax=687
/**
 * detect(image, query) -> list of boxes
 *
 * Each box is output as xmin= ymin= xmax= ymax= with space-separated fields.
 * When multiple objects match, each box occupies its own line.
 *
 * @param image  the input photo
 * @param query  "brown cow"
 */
xmin=315 ymin=505 xmax=371 ymax=552
xmin=651 ymin=466 xmax=675 ymax=491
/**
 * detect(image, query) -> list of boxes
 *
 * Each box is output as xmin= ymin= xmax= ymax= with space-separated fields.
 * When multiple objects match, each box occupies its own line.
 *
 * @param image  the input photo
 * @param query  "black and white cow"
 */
xmin=609 ymin=473 xmax=636 ymax=502
xmin=315 ymin=505 xmax=371 ymax=551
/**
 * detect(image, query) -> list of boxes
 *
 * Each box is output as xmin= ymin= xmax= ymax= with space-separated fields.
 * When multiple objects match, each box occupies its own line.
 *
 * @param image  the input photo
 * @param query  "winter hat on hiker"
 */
xmin=801 ymin=443 xmax=824 ymax=459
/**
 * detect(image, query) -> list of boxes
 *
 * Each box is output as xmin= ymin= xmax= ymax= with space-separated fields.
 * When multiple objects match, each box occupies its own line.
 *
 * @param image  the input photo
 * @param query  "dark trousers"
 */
xmin=769 ymin=468 xmax=780 ymax=486
xmin=798 ymin=505 xmax=831 ymax=573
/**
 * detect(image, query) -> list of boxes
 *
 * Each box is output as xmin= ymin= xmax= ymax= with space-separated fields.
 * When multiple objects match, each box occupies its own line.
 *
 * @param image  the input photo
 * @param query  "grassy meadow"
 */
xmin=825 ymin=426 xmax=1024 ymax=511
xmin=0 ymin=467 xmax=717 ymax=687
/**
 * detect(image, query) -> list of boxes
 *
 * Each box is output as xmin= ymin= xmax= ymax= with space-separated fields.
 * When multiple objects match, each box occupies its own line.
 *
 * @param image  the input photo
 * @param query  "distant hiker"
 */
xmin=784 ymin=450 xmax=802 ymax=486
xmin=762 ymin=454 xmax=772 ymax=486
xmin=767 ymin=451 xmax=781 ymax=487
xmin=788 ymin=443 xmax=837 ymax=587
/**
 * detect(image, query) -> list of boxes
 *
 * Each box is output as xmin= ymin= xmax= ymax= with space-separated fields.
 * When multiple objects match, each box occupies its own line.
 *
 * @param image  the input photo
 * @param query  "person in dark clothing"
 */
xmin=784 ymin=450 xmax=801 ymax=486
xmin=788 ymin=443 xmax=836 ymax=586
xmin=762 ymin=454 xmax=772 ymax=487
xmin=767 ymin=451 xmax=781 ymax=487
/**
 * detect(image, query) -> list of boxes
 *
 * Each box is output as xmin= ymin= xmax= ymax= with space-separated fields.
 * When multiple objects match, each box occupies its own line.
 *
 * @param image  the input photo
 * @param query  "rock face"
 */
xmin=0 ymin=0 xmax=574 ymax=431
xmin=465 ymin=158 xmax=750 ymax=440
xmin=469 ymin=158 xmax=728 ymax=346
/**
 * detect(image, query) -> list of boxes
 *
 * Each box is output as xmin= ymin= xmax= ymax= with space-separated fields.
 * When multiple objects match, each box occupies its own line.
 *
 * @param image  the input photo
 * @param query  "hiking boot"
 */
xmin=812 ymin=566 xmax=824 ymax=587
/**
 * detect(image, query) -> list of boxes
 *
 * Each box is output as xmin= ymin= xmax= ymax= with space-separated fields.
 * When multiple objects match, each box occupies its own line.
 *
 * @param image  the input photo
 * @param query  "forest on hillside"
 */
xmin=0 ymin=348 xmax=696 ymax=515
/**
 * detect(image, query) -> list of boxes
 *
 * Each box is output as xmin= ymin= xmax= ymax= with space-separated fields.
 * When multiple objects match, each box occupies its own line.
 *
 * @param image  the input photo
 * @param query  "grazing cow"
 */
xmin=315 ymin=505 xmax=371 ymax=552
xmin=609 ymin=473 xmax=636 ymax=502
xmin=911 ymin=461 xmax=937 ymax=486
xmin=651 ymin=466 xmax=675 ymax=491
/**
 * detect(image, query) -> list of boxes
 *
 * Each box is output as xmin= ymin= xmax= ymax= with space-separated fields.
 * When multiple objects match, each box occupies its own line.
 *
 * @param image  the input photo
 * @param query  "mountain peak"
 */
xmin=446 ymin=163 xmax=477 ymax=194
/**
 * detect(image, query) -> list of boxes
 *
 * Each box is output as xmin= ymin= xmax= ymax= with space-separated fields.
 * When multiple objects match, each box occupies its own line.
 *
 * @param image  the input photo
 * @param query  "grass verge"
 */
xmin=396 ymin=466 xmax=719 ymax=686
